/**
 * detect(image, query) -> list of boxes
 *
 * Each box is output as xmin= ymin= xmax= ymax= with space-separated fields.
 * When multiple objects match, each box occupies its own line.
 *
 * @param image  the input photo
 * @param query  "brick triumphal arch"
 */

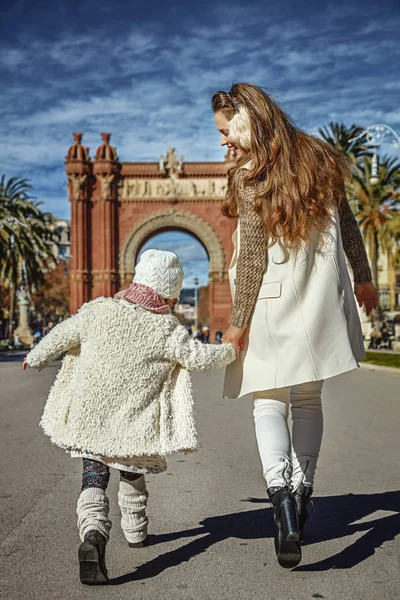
xmin=66 ymin=133 xmax=237 ymax=337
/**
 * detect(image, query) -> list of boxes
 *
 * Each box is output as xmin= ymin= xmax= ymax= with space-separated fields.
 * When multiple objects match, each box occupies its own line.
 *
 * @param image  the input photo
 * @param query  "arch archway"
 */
xmin=66 ymin=137 xmax=236 ymax=336
xmin=119 ymin=210 xmax=229 ymax=337
xmin=120 ymin=210 xmax=226 ymax=282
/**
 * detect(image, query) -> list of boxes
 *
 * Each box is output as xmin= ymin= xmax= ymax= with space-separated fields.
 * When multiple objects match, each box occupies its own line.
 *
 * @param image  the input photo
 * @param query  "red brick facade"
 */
xmin=66 ymin=133 xmax=236 ymax=337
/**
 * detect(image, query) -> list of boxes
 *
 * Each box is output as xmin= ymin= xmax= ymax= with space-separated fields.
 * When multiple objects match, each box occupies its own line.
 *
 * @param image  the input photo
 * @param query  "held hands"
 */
xmin=222 ymin=324 xmax=247 ymax=358
xmin=354 ymin=282 xmax=378 ymax=316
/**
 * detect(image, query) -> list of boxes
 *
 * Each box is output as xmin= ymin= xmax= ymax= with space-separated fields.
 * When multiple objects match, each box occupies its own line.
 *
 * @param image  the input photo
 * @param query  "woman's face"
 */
xmin=214 ymin=111 xmax=244 ymax=158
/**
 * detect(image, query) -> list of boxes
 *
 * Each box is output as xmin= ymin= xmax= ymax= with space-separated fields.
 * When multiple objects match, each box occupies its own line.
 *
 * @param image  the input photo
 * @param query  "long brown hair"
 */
xmin=212 ymin=83 xmax=352 ymax=250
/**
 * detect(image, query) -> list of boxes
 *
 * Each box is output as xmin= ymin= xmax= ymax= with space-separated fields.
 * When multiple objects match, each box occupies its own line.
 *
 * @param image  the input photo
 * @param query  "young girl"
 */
xmin=24 ymin=249 xmax=237 ymax=585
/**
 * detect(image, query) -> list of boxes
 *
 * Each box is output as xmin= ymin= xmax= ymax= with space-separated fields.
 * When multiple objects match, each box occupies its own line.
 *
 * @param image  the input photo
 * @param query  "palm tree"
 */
xmin=346 ymin=155 xmax=400 ymax=302
xmin=380 ymin=211 xmax=400 ymax=311
xmin=0 ymin=175 xmax=57 ymax=337
xmin=320 ymin=124 xmax=400 ymax=311
xmin=318 ymin=122 xmax=370 ymax=173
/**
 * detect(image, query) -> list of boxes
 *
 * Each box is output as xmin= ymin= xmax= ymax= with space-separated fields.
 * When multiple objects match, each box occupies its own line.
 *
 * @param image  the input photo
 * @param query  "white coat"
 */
xmin=223 ymin=211 xmax=366 ymax=399
xmin=26 ymin=298 xmax=236 ymax=457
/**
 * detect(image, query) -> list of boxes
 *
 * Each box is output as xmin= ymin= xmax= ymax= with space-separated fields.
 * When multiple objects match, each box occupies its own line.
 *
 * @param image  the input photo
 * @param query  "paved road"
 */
xmin=0 ymin=353 xmax=399 ymax=600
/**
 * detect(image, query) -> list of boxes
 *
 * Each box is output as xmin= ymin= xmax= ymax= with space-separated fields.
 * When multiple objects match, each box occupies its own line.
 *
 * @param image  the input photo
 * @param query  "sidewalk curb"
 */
xmin=360 ymin=362 xmax=400 ymax=375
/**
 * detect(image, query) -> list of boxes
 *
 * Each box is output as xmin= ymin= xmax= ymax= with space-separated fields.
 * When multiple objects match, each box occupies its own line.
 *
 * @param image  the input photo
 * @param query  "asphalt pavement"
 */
xmin=0 ymin=353 xmax=399 ymax=600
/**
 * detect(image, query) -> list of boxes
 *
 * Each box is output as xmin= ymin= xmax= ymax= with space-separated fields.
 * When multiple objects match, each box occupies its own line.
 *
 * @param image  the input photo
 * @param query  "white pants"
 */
xmin=253 ymin=381 xmax=324 ymax=490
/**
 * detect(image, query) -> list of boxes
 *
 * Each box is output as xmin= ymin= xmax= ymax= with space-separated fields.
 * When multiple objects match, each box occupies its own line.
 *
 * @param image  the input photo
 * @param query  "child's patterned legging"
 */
xmin=77 ymin=458 xmax=148 ymax=544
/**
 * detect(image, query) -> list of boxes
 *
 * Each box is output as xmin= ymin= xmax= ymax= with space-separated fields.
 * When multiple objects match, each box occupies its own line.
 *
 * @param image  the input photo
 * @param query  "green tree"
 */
xmin=346 ymin=155 xmax=400 ymax=300
xmin=0 ymin=175 xmax=57 ymax=337
xmin=320 ymin=124 xmax=400 ymax=312
xmin=318 ymin=122 xmax=370 ymax=172
xmin=380 ymin=210 xmax=400 ymax=310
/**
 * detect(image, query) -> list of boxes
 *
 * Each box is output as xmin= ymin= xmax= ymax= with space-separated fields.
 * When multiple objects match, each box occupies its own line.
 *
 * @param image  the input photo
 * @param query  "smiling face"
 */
xmin=214 ymin=111 xmax=244 ymax=158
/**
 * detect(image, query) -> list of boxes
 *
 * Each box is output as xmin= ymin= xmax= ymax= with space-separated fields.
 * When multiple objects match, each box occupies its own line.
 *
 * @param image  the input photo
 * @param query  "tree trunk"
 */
xmin=9 ymin=284 xmax=15 ymax=338
xmin=368 ymin=229 xmax=380 ymax=323
xmin=388 ymin=249 xmax=396 ymax=312
xmin=370 ymin=230 xmax=379 ymax=295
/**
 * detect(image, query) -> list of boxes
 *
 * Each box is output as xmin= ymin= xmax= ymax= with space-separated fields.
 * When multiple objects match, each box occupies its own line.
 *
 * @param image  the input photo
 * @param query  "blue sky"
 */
xmin=1 ymin=0 xmax=400 ymax=287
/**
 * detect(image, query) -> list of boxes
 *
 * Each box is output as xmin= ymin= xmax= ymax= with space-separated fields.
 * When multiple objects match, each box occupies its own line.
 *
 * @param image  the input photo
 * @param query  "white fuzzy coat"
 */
xmin=26 ymin=298 xmax=236 ymax=457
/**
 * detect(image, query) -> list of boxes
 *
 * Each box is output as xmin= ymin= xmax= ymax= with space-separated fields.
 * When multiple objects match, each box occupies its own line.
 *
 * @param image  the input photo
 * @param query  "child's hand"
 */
xmin=22 ymin=357 xmax=41 ymax=372
xmin=232 ymin=344 xmax=240 ymax=359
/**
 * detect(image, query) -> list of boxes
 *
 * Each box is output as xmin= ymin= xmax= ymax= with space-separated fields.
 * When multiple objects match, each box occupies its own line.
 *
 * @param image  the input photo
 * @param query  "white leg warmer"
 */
xmin=118 ymin=475 xmax=149 ymax=544
xmin=76 ymin=488 xmax=112 ymax=542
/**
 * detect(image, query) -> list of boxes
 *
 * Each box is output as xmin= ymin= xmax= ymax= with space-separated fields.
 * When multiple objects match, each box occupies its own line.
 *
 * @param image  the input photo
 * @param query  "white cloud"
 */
xmin=1 ymin=1 xmax=399 ymax=281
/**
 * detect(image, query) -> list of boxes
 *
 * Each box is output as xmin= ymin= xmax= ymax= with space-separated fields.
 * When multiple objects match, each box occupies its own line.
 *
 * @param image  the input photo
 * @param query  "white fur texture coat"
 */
xmin=26 ymin=298 xmax=236 ymax=458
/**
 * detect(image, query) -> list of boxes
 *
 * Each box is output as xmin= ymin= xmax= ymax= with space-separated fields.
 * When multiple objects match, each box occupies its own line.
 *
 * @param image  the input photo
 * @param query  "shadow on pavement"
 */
xmin=109 ymin=490 xmax=400 ymax=584
xmin=293 ymin=489 xmax=400 ymax=571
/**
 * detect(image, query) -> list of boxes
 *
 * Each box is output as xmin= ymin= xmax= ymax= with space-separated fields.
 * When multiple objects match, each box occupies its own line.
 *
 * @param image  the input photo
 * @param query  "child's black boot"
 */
xmin=78 ymin=530 xmax=109 ymax=585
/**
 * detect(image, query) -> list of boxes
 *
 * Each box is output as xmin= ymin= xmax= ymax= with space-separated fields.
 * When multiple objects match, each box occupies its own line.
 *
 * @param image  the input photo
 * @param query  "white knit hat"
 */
xmin=133 ymin=249 xmax=184 ymax=299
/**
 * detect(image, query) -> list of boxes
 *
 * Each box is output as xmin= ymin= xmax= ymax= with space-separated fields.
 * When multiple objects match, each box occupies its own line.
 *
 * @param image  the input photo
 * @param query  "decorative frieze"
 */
xmin=118 ymin=177 xmax=227 ymax=200
xmin=91 ymin=270 xmax=119 ymax=282
xmin=70 ymin=270 xmax=91 ymax=282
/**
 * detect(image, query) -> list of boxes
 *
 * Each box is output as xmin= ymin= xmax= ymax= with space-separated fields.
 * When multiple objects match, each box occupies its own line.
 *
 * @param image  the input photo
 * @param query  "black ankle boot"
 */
xmin=78 ymin=530 xmax=109 ymax=585
xmin=293 ymin=483 xmax=313 ymax=541
xmin=267 ymin=486 xmax=302 ymax=568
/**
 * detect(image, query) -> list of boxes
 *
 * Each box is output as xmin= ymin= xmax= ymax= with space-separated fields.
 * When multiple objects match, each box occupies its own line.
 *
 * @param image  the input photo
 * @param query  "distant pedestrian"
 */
xmin=369 ymin=326 xmax=381 ymax=349
xmin=193 ymin=328 xmax=203 ymax=342
xmin=42 ymin=321 xmax=54 ymax=336
xmin=380 ymin=325 xmax=392 ymax=350
xmin=33 ymin=331 xmax=42 ymax=345
xmin=23 ymin=249 xmax=236 ymax=585
xmin=215 ymin=330 xmax=223 ymax=344
xmin=202 ymin=326 xmax=210 ymax=344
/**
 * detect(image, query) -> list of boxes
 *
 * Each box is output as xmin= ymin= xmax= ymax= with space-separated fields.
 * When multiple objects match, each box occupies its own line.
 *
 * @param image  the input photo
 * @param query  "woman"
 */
xmin=212 ymin=83 xmax=378 ymax=568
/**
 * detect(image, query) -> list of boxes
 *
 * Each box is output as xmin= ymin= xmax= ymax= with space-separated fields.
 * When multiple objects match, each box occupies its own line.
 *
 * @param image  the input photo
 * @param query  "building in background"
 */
xmin=375 ymin=249 xmax=400 ymax=314
xmin=175 ymin=303 xmax=196 ymax=321
xmin=66 ymin=133 xmax=236 ymax=339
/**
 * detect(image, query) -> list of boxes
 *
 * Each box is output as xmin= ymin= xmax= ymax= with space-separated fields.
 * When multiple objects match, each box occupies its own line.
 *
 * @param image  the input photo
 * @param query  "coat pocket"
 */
xmin=257 ymin=282 xmax=282 ymax=299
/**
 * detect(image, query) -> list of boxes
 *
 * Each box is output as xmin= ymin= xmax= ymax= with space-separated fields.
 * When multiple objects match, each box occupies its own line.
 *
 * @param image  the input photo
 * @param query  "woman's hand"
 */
xmin=222 ymin=324 xmax=247 ymax=356
xmin=354 ymin=282 xmax=378 ymax=316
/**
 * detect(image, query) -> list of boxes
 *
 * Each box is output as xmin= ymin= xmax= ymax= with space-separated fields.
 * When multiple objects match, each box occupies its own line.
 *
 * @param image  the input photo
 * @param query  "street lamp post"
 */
xmin=0 ymin=216 xmax=34 ymax=343
xmin=349 ymin=124 xmax=400 ymax=185
xmin=14 ymin=260 xmax=33 ymax=347
xmin=193 ymin=276 xmax=199 ymax=330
